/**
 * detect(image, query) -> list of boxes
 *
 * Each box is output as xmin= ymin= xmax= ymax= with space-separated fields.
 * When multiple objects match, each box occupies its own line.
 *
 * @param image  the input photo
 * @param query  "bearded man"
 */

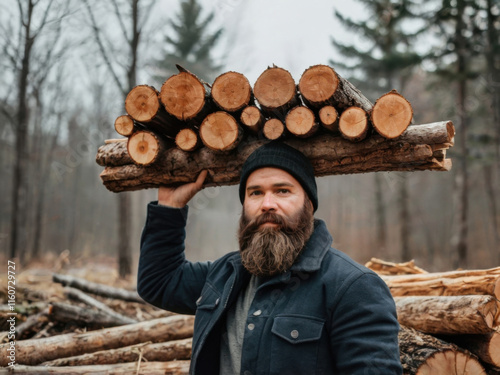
xmin=137 ymin=142 xmax=403 ymax=375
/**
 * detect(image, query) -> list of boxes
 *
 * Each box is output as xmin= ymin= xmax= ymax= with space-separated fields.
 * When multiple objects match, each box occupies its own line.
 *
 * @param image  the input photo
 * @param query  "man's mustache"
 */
xmin=248 ymin=212 xmax=286 ymax=229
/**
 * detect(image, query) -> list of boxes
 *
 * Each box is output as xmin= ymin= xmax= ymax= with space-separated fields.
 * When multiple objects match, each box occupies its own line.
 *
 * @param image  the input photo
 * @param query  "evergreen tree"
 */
xmin=155 ymin=0 xmax=223 ymax=83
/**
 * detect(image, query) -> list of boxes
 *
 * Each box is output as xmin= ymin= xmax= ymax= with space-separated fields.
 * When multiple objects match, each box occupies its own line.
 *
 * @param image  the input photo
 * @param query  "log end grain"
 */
xmin=125 ymin=85 xmax=160 ymax=123
xmin=114 ymin=115 xmax=135 ymax=137
xmin=371 ymin=90 xmax=413 ymax=139
xmin=319 ymin=105 xmax=339 ymax=132
xmin=298 ymin=64 xmax=339 ymax=107
xmin=127 ymin=131 xmax=160 ymax=165
xmin=212 ymin=71 xmax=252 ymax=112
xmin=160 ymin=71 xmax=206 ymax=121
xmin=200 ymin=112 xmax=242 ymax=151
xmin=240 ymin=106 xmax=264 ymax=133
xmin=285 ymin=106 xmax=318 ymax=138
xmin=254 ymin=66 xmax=296 ymax=109
xmin=262 ymin=118 xmax=285 ymax=140
xmin=415 ymin=351 xmax=486 ymax=375
xmin=175 ymin=128 xmax=200 ymax=152
xmin=339 ymin=107 xmax=369 ymax=142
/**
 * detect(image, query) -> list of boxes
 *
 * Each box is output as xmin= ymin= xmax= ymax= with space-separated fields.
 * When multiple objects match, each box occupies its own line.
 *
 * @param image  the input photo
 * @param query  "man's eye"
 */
xmin=277 ymin=189 xmax=290 ymax=194
xmin=249 ymin=191 xmax=262 ymax=196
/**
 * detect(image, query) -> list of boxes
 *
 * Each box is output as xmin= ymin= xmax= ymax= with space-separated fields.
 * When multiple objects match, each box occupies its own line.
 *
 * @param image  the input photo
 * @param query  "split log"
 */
xmin=365 ymin=257 xmax=428 ymax=275
xmin=114 ymin=115 xmax=136 ymax=137
xmin=127 ymin=130 xmax=163 ymax=166
xmin=399 ymin=326 xmax=486 ymax=375
xmin=175 ymin=128 xmax=201 ymax=152
xmin=318 ymin=105 xmax=339 ymax=132
xmin=394 ymin=295 xmax=499 ymax=335
xmin=0 ymin=314 xmax=194 ymax=366
xmin=298 ymin=64 xmax=372 ymax=112
xmin=160 ymin=68 xmax=213 ymax=123
xmin=64 ymin=287 xmax=137 ymax=325
xmin=371 ymin=90 xmax=414 ymax=139
xmin=47 ymin=302 xmax=133 ymax=328
xmin=240 ymin=106 xmax=264 ymax=133
xmin=97 ymin=121 xmax=454 ymax=191
xmin=442 ymin=332 xmax=500 ymax=368
xmin=125 ymin=85 xmax=182 ymax=139
xmin=262 ymin=118 xmax=286 ymax=140
xmin=339 ymin=106 xmax=370 ymax=142
xmin=212 ymin=71 xmax=253 ymax=112
xmin=9 ymin=361 xmax=190 ymax=375
xmin=52 ymin=273 xmax=144 ymax=303
xmin=41 ymin=338 xmax=192 ymax=366
xmin=199 ymin=111 xmax=243 ymax=151
xmin=285 ymin=106 xmax=319 ymax=138
xmin=254 ymin=66 xmax=300 ymax=117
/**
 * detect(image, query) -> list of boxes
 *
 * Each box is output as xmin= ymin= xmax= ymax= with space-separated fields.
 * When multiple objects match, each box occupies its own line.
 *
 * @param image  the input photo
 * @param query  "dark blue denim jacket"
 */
xmin=138 ymin=203 xmax=403 ymax=375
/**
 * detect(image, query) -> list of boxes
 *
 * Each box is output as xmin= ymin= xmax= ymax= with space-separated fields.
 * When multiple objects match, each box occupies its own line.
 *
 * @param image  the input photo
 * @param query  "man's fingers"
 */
xmin=195 ymin=170 xmax=208 ymax=189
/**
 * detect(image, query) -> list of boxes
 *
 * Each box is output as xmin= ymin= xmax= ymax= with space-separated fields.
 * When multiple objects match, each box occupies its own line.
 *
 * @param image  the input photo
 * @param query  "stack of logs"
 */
xmin=96 ymin=64 xmax=454 ymax=192
xmin=1 ymin=262 xmax=499 ymax=374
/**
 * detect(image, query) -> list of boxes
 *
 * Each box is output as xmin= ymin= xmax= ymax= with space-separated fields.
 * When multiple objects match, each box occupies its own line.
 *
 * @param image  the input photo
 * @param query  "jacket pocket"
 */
xmin=192 ymin=284 xmax=221 ymax=358
xmin=270 ymin=315 xmax=325 ymax=374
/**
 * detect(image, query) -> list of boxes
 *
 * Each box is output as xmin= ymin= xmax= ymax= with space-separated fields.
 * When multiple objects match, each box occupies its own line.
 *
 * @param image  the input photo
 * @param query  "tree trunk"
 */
xmin=0 ymin=315 xmax=194 ymax=366
xmin=47 ymin=302 xmax=133 ymax=328
xmin=371 ymin=90 xmax=413 ymax=139
xmin=374 ymin=172 xmax=387 ymax=253
xmin=212 ymin=71 xmax=253 ymax=113
xmin=399 ymin=326 xmax=486 ymax=375
xmin=41 ymin=338 xmax=192 ymax=366
xmin=442 ymin=332 xmax=500 ymax=368
xmin=399 ymin=173 xmax=411 ymax=261
xmin=394 ymin=295 xmax=498 ymax=335
xmin=285 ymin=106 xmax=319 ymax=138
xmin=339 ymin=106 xmax=370 ymax=142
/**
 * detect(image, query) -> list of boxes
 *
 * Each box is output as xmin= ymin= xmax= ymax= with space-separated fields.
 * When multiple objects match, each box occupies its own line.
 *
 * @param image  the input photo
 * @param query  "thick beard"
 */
xmin=238 ymin=200 xmax=315 ymax=277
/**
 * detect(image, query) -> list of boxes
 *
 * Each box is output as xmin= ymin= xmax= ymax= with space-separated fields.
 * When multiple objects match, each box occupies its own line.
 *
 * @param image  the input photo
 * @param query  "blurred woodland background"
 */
xmin=0 ymin=0 xmax=499 ymax=279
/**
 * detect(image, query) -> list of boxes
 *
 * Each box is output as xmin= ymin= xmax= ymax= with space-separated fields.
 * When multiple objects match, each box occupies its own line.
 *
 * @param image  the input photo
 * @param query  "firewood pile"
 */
xmin=96 ymin=64 xmax=455 ymax=192
xmin=1 ymin=261 xmax=499 ymax=374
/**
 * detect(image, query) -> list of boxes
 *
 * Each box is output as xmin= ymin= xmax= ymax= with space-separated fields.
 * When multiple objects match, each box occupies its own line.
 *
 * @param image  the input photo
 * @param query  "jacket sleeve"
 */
xmin=329 ymin=272 xmax=402 ymax=374
xmin=137 ymin=202 xmax=210 ymax=315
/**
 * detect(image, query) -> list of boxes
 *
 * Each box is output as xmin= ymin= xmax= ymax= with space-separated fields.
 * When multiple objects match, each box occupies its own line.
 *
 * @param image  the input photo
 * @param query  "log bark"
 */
xmin=318 ymin=105 xmax=339 ymax=132
xmin=394 ymin=295 xmax=498 ymax=335
xmin=64 ymin=287 xmax=137 ymax=325
xmin=127 ymin=130 xmax=163 ymax=166
xmin=212 ymin=71 xmax=253 ymax=112
xmin=285 ymin=106 xmax=319 ymax=138
xmin=371 ymin=89 xmax=414 ymax=139
xmin=254 ymin=66 xmax=300 ymax=117
xmin=441 ymin=332 xmax=500 ymax=368
xmin=199 ymin=111 xmax=243 ymax=151
xmin=365 ymin=257 xmax=428 ymax=275
xmin=52 ymin=273 xmax=144 ymax=303
xmin=339 ymin=106 xmax=370 ymax=142
xmin=97 ymin=121 xmax=454 ymax=191
xmin=298 ymin=64 xmax=372 ymax=112
xmin=41 ymin=338 xmax=192 ymax=366
xmin=0 ymin=315 xmax=194 ymax=366
xmin=9 ymin=361 xmax=190 ymax=375
xmin=96 ymin=139 xmax=134 ymax=167
xmin=262 ymin=118 xmax=286 ymax=140
xmin=240 ymin=106 xmax=264 ymax=133
xmin=175 ymin=128 xmax=201 ymax=152
xmin=47 ymin=302 xmax=132 ymax=328
xmin=399 ymin=326 xmax=486 ymax=375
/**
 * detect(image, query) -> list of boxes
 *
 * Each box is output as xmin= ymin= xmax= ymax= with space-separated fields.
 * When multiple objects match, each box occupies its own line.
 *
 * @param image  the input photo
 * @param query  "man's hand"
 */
xmin=158 ymin=170 xmax=208 ymax=208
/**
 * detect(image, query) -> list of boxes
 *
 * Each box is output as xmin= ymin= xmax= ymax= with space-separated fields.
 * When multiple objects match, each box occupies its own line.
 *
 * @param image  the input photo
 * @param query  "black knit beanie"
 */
xmin=239 ymin=142 xmax=318 ymax=212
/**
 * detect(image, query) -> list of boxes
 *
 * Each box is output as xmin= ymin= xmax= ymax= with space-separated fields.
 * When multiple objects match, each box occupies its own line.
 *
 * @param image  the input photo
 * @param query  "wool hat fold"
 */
xmin=239 ymin=142 xmax=318 ymax=211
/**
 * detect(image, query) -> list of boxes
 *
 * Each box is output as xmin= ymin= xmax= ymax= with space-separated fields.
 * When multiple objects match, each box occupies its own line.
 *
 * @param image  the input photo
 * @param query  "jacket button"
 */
xmin=247 ymin=323 xmax=255 ymax=331
xmin=253 ymin=310 xmax=262 ymax=316
xmin=196 ymin=296 xmax=202 ymax=305
xmin=215 ymin=298 xmax=220 ymax=306
xmin=290 ymin=330 xmax=299 ymax=339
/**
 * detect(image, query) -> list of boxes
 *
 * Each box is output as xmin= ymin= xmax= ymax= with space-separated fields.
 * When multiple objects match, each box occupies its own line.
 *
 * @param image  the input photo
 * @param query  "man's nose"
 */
xmin=261 ymin=192 xmax=278 ymax=212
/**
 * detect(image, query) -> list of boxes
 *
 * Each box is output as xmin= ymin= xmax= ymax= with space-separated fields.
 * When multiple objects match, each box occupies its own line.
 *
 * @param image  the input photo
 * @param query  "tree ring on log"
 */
xmin=371 ymin=90 xmax=413 ymax=139
xmin=114 ymin=115 xmax=135 ymax=137
xmin=160 ymin=72 xmax=206 ymax=121
xmin=200 ymin=112 xmax=241 ymax=151
xmin=175 ymin=128 xmax=199 ymax=152
xmin=254 ymin=67 xmax=296 ymax=109
xmin=125 ymin=85 xmax=160 ymax=123
xmin=285 ymin=106 xmax=318 ymax=138
xmin=298 ymin=65 xmax=339 ymax=107
xmin=212 ymin=71 xmax=252 ymax=112
xmin=263 ymin=119 xmax=285 ymax=140
xmin=127 ymin=131 xmax=160 ymax=165
xmin=339 ymin=107 xmax=369 ymax=142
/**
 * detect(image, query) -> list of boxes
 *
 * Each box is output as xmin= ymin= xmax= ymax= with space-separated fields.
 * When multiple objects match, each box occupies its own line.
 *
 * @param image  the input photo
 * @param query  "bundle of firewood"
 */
xmin=366 ymin=258 xmax=500 ymax=375
xmin=96 ymin=64 xmax=454 ymax=192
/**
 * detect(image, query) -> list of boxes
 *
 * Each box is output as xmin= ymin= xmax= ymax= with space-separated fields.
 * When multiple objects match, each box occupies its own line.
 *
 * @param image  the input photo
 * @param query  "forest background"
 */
xmin=0 ymin=0 xmax=499 ymax=279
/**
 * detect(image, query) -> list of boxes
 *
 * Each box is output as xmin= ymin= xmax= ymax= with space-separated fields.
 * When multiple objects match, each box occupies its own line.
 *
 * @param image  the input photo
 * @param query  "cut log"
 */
xmin=64 ymin=287 xmax=137 ymax=325
xmin=253 ymin=66 xmax=299 ymax=117
xmin=0 ymin=314 xmax=194 ymax=366
xmin=41 ymin=338 xmax=192 ymax=366
xmin=114 ymin=115 xmax=135 ymax=137
xmin=365 ymin=257 xmax=428 ymax=275
xmin=212 ymin=71 xmax=253 ymax=112
xmin=52 ymin=273 xmax=144 ymax=303
xmin=47 ymin=302 xmax=131 ymax=328
xmin=298 ymin=64 xmax=372 ymax=112
xmin=442 ymin=332 xmax=500 ymax=367
xmin=285 ymin=106 xmax=319 ymax=138
xmin=394 ymin=295 xmax=498 ymax=335
xmin=240 ymin=106 xmax=264 ymax=134
xmin=127 ymin=130 xmax=162 ymax=166
xmin=262 ymin=118 xmax=286 ymax=140
xmin=175 ymin=128 xmax=201 ymax=152
xmin=96 ymin=140 xmax=134 ymax=167
xmin=160 ymin=69 xmax=213 ymax=122
xmin=399 ymin=326 xmax=486 ymax=375
xmin=318 ymin=105 xmax=339 ymax=132
xmin=371 ymin=89 xmax=413 ymax=139
xmin=9 ymin=361 xmax=190 ymax=375
xmin=339 ymin=106 xmax=370 ymax=142
xmin=199 ymin=111 xmax=243 ymax=151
